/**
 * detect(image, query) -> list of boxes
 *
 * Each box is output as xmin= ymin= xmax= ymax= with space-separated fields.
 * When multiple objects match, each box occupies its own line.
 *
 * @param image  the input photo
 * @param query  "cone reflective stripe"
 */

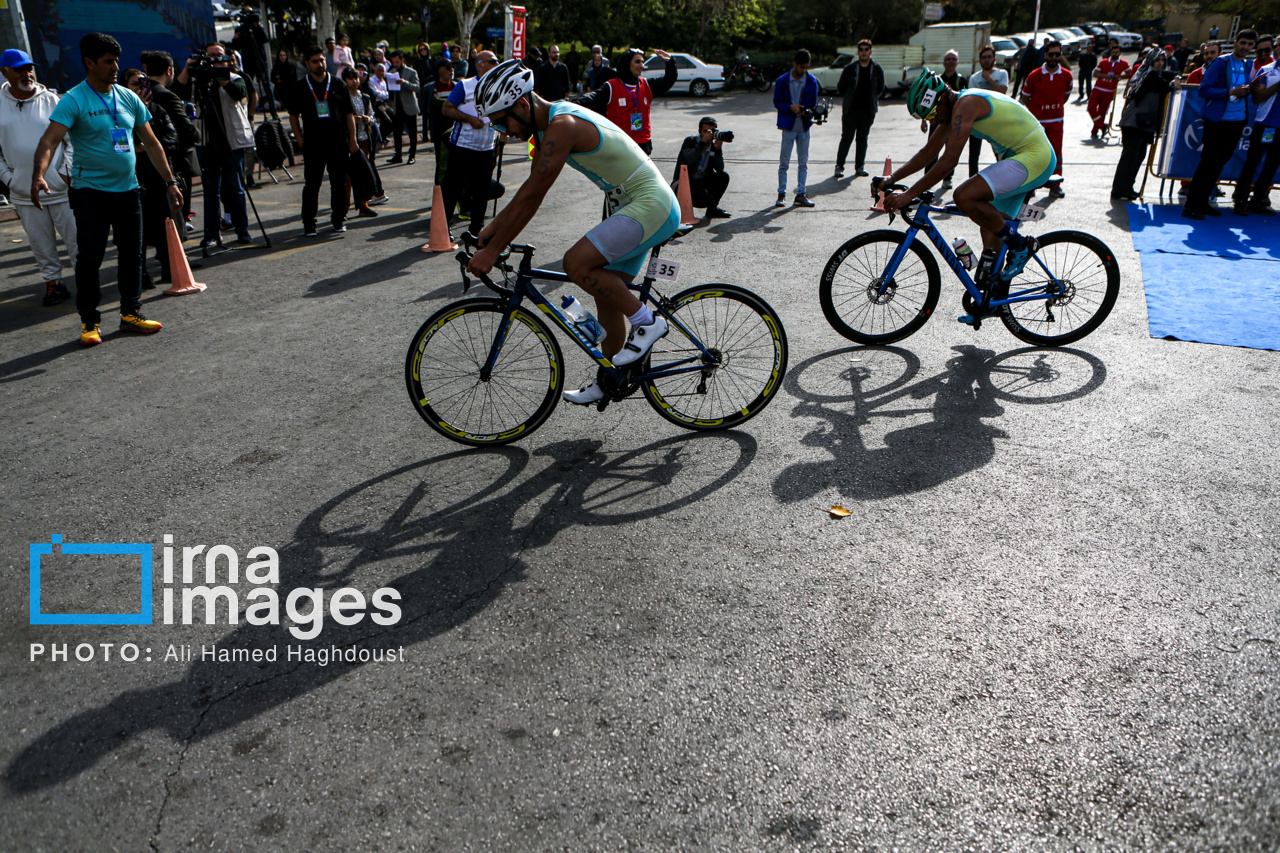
xmin=162 ymin=219 xmax=207 ymax=295
xmin=421 ymin=185 xmax=458 ymax=253
xmin=872 ymin=157 xmax=892 ymax=212
xmin=676 ymin=164 xmax=696 ymax=226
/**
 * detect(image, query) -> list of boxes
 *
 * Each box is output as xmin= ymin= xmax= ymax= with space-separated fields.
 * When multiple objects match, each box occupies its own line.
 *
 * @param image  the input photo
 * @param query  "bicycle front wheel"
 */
xmin=642 ymin=284 xmax=788 ymax=431
xmin=405 ymin=298 xmax=564 ymax=446
xmin=1000 ymin=230 xmax=1120 ymax=346
xmin=819 ymin=230 xmax=941 ymax=344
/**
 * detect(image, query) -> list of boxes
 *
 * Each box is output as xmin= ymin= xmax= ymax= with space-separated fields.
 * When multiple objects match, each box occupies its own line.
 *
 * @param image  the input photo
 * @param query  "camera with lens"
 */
xmin=188 ymin=50 xmax=232 ymax=83
xmin=235 ymin=8 xmax=261 ymax=25
xmin=802 ymin=99 xmax=831 ymax=125
xmin=711 ymin=129 xmax=734 ymax=143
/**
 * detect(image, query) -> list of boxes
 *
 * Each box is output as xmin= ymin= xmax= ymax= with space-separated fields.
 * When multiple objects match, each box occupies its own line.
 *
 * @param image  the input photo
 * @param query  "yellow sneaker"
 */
xmin=119 ymin=313 xmax=163 ymax=334
xmin=80 ymin=323 xmax=102 ymax=347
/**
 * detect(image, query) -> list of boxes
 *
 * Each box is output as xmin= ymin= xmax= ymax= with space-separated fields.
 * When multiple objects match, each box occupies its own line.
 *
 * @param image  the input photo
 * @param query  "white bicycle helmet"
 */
xmin=475 ymin=59 xmax=535 ymax=117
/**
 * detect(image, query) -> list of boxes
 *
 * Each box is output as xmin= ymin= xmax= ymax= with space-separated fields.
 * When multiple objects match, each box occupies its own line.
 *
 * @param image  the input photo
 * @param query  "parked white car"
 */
xmin=643 ymin=53 xmax=724 ymax=97
xmin=212 ymin=2 xmax=239 ymax=21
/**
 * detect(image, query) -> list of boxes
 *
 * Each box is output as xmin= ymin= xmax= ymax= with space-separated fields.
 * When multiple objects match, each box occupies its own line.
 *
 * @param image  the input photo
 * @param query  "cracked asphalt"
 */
xmin=1 ymin=83 xmax=1278 ymax=851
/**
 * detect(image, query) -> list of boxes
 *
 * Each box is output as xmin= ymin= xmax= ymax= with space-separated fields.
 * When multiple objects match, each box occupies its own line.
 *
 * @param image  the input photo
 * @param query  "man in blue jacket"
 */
xmin=1184 ymin=29 xmax=1257 ymax=219
xmin=774 ymin=49 xmax=819 ymax=207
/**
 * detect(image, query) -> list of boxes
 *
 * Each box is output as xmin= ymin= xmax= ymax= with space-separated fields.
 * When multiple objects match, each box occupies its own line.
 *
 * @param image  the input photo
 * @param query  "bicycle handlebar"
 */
xmin=455 ymin=232 xmax=516 ymax=296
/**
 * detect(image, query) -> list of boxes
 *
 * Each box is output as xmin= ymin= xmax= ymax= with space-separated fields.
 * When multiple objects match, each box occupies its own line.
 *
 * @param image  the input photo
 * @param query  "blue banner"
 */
xmin=1157 ymin=86 xmax=1255 ymax=182
xmin=22 ymin=0 xmax=217 ymax=92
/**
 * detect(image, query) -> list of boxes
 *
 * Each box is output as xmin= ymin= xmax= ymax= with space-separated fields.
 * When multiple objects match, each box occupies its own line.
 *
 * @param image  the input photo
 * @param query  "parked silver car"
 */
xmin=643 ymin=53 xmax=724 ymax=97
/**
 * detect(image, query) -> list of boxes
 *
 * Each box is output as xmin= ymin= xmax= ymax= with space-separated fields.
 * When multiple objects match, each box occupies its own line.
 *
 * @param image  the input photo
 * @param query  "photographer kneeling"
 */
xmin=676 ymin=116 xmax=732 ymax=219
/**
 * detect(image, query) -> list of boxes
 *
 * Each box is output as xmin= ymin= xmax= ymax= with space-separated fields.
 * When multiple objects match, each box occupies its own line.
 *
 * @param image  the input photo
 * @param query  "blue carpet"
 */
xmin=1128 ymin=203 xmax=1280 ymax=350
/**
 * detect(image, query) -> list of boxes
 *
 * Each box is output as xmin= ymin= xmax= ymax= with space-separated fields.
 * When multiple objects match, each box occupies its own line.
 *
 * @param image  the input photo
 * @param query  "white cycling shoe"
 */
xmin=563 ymin=380 xmax=606 ymax=405
xmin=611 ymin=316 xmax=668 ymax=367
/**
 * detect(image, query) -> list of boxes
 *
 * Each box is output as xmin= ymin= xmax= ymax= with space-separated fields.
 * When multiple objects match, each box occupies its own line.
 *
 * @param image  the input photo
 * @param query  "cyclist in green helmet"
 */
xmin=879 ymin=69 xmax=1057 ymax=321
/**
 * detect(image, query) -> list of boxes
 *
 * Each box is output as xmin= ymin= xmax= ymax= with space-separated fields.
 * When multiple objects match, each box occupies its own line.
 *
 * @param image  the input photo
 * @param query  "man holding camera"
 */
xmin=178 ymin=43 xmax=255 ymax=246
xmin=774 ymin=49 xmax=820 ymax=208
xmin=675 ymin=117 xmax=731 ymax=218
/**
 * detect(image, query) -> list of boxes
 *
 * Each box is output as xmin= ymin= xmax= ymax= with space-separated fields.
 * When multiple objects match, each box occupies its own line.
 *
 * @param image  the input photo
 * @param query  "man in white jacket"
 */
xmin=0 ymin=49 xmax=77 ymax=305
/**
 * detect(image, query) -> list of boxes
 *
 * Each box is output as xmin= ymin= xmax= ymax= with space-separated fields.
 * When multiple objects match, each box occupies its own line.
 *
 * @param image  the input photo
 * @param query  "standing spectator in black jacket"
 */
xmin=834 ymin=39 xmax=884 ymax=178
xmin=122 ymin=69 xmax=176 ymax=287
xmin=676 ymin=116 xmax=731 ymax=218
xmin=1111 ymin=50 xmax=1180 ymax=200
xmin=1013 ymin=35 xmax=1045 ymax=98
xmin=142 ymin=50 xmax=199 ymax=232
xmin=231 ymin=14 xmax=271 ymax=108
xmin=288 ymin=44 xmax=358 ymax=236
xmin=1076 ymin=42 xmax=1098 ymax=102
xmin=271 ymin=49 xmax=302 ymax=101
xmin=534 ymin=45 xmax=572 ymax=101
xmin=385 ymin=51 xmax=420 ymax=164
xmin=425 ymin=62 xmax=454 ymax=182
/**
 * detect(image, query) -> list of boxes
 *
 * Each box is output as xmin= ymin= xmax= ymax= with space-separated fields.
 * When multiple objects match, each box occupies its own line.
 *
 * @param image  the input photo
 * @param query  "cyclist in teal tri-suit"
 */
xmin=466 ymin=59 xmax=680 ymax=405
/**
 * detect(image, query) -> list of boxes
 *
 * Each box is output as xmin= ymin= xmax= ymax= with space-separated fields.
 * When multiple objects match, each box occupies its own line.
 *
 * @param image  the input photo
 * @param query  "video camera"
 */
xmin=235 ymin=8 xmax=261 ymax=25
xmin=802 ymin=99 xmax=832 ymax=125
xmin=188 ymin=50 xmax=233 ymax=83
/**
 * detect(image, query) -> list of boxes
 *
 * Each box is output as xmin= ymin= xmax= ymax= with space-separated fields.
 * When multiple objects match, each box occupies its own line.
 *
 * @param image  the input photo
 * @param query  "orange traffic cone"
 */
xmin=676 ymin=165 xmax=696 ymax=226
xmin=162 ymin=218 xmax=207 ymax=296
xmin=872 ymin=157 xmax=892 ymax=212
xmin=421 ymin=185 xmax=458 ymax=253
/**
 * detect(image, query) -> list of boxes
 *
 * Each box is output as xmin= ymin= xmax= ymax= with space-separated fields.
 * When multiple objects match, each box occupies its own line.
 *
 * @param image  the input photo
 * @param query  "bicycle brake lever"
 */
xmin=455 ymin=250 xmax=473 ymax=292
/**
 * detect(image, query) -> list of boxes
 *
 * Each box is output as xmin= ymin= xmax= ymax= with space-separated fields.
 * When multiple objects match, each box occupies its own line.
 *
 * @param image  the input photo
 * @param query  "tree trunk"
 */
xmin=309 ymin=0 xmax=336 ymax=41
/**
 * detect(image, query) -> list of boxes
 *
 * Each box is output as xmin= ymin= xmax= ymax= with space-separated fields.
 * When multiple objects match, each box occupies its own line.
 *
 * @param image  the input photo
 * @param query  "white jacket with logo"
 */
xmin=0 ymin=82 xmax=75 ymax=206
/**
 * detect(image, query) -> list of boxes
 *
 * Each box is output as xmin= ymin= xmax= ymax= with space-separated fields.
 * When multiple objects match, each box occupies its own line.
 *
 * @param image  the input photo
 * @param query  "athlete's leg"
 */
xmin=950 ymin=176 xmax=1003 ymax=250
xmin=563 ymin=237 xmax=641 ymax=360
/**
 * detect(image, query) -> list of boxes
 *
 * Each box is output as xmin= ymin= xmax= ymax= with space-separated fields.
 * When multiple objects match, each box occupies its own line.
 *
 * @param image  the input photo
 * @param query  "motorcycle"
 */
xmin=724 ymin=56 xmax=771 ymax=92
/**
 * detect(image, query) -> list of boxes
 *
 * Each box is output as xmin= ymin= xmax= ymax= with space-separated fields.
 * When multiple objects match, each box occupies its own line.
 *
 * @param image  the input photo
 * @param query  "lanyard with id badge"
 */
xmin=95 ymin=87 xmax=131 ymax=153
xmin=622 ymin=82 xmax=644 ymax=132
xmin=310 ymin=74 xmax=332 ymax=118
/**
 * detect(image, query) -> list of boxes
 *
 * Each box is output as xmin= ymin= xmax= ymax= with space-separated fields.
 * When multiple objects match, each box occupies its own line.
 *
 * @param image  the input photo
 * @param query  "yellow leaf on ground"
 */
xmin=828 ymin=505 xmax=851 ymax=518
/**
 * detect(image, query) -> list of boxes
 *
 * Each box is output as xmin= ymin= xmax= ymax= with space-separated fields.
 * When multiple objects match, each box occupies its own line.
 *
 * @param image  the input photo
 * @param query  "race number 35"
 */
xmin=647 ymin=258 xmax=681 ymax=281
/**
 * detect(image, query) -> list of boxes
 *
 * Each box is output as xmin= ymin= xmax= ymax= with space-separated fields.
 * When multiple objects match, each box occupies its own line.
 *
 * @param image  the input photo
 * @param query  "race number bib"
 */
xmin=1016 ymin=203 xmax=1047 ymax=222
xmin=110 ymin=128 xmax=131 ymax=153
xmin=646 ymin=258 xmax=680 ymax=281
xmin=604 ymin=185 xmax=633 ymax=216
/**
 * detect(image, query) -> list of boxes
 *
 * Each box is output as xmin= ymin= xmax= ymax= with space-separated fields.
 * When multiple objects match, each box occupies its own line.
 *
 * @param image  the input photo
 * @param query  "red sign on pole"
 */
xmin=511 ymin=7 xmax=526 ymax=60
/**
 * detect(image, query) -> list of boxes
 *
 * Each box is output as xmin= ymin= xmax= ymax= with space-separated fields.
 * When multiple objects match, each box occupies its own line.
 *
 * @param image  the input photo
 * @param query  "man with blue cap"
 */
xmin=0 ymin=47 xmax=77 ymax=306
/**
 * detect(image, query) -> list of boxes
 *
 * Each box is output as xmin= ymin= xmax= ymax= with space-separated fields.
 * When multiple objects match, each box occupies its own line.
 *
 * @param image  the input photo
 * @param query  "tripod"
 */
xmin=191 ymin=74 xmax=272 ymax=255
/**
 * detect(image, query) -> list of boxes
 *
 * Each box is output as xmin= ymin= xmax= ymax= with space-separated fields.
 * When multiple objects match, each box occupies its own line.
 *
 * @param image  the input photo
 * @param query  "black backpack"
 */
xmin=254 ymin=119 xmax=294 ymax=170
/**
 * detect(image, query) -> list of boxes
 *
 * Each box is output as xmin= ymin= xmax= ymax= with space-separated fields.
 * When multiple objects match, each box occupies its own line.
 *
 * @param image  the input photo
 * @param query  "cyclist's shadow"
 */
xmin=5 ymin=432 xmax=757 ymax=794
xmin=773 ymin=343 xmax=1105 ymax=502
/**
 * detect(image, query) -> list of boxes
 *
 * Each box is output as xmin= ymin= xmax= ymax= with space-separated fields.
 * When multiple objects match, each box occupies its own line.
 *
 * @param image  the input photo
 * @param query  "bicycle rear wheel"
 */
xmin=405 ymin=298 xmax=564 ymax=446
xmin=641 ymin=284 xmax=788 ymax=431
xmin=819 ymin=230 xmax=941 ymax=344
xmin=1000 ymin=230 xmax=1120 ymax=346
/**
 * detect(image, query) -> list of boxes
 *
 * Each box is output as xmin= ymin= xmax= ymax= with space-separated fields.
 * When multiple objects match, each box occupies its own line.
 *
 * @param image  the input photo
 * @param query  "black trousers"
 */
xmin=1187 ymin=118 xmax=1245 ymax=209
xmin=836 ymin=110 xmax=875 ymax=171
xmin=392 ymin=104 xmax=418 ymax=159
xmin=301 ymin=142 xmax=350 ymax=228
xmin=1233 ymin=123 xmax=1280 ymax=207
xmin=443 ymin=144 xmax=496 ymax=233
xmin=1112 ymin=127 xmax=1153 ymax=196
xmin=68 ymin=187 xmax=144 ymax=324
xmin=690 ymin=171 xmax=730 ymax=209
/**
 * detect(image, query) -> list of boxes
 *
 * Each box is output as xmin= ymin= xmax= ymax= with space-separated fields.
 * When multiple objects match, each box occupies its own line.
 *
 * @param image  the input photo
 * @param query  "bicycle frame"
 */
xmin=475 ymin=249 xmax=722 ymax=390
xmin=883 ymin=204 xmax=1064 ymax=309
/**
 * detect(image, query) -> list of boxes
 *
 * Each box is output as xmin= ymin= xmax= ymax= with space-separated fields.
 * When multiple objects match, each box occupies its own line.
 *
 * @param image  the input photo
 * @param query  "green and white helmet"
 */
xmin=905 ymin=68 xmax=949 ymax=121
xmin=475 ymin=58 xmax=534 ymax=117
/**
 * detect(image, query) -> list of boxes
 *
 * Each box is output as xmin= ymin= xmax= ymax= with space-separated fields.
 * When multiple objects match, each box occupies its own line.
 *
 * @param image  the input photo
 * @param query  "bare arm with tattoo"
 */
xmin=884 ymin=94 xmax=988 ymax=211
xmin=468 ymin=114 xmax=585 ymax=274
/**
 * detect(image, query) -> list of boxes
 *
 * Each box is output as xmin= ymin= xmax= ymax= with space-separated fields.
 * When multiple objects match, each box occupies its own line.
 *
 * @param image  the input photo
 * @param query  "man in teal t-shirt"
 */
xmin=32 ymin=32 xmax=183 ymax=346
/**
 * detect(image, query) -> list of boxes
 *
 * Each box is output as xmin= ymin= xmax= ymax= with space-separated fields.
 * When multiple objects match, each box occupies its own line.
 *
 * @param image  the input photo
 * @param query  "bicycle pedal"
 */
xmin=594 ymin=399 xmax=610 ymax=413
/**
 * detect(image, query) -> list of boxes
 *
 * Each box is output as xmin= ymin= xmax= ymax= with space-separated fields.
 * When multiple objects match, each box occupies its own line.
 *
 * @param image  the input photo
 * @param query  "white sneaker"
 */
xmin=611 ymin=316 xmax=668 ymax=367
xmin=370 ymin=194 xmax=390 ymax=206
xmin=563 ymin=380 xmax=606 ymax=405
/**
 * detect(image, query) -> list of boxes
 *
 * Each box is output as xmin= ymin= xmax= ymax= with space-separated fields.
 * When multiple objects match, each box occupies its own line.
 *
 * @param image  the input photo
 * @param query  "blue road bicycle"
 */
xmin=819 ymin=188 xmax=1120 ymax=346
xmin=406 ymin=230 xmax=788 ymax=446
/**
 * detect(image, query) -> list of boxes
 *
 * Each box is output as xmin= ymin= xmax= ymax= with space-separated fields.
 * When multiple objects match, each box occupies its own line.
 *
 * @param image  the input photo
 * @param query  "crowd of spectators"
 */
xmin=1 ymin=23 xmax=1277 ymax=348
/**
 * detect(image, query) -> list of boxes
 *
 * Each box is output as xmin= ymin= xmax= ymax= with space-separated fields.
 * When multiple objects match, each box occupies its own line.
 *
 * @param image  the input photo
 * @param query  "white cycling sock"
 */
xmin=627 ymin=304 xmax=654 ymax=328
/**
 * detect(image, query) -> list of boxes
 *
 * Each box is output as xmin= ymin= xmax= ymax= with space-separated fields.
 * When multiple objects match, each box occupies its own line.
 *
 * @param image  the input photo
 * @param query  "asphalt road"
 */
xmin=1 ymin=85 xmax=1278 ymax=852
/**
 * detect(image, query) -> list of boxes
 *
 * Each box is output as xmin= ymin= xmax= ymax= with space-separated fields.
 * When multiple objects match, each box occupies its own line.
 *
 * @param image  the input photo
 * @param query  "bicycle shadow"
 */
xmin=773 ymin=344 xmax=1107 ymax=502
xmin=4 ymin=431 xmax=757 ymax=794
